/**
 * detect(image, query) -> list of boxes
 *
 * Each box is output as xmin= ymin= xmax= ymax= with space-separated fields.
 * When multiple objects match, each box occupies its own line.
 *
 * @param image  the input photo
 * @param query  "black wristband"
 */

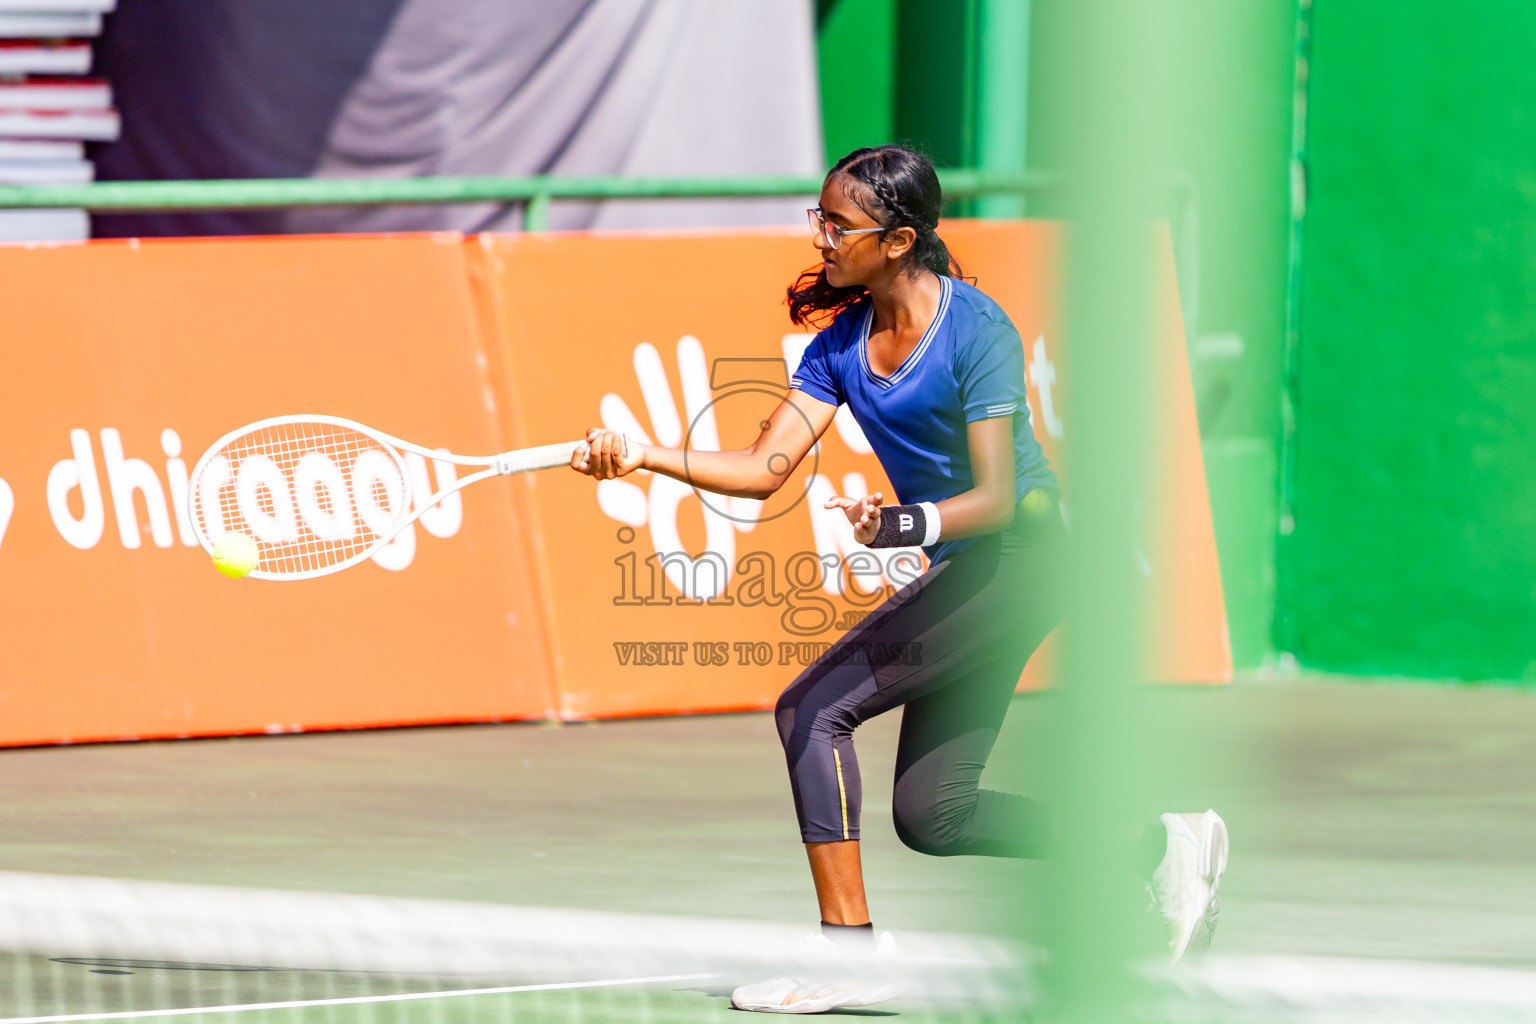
xmin=870 ymin=503 xmax=927 ymax=548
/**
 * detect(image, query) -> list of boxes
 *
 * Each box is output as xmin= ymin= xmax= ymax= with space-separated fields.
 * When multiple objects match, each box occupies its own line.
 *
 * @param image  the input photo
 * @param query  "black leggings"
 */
xmin=773 ymin=502 xmax=1066 ymax=857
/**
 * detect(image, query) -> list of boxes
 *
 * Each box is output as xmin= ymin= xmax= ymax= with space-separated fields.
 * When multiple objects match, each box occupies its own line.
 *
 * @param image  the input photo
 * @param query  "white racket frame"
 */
xmin=188 ymin=413 xmax=586 ymax=581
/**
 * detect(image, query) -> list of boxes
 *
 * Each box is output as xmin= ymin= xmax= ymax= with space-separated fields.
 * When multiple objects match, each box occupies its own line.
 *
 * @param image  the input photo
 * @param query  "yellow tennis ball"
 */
xmin=211 ymin=531 xmax=259 ymax=579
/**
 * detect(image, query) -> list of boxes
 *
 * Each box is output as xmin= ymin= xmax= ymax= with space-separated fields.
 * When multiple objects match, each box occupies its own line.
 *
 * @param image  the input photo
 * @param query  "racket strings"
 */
xmin=192 ymin=421 xmax=408 ymax=578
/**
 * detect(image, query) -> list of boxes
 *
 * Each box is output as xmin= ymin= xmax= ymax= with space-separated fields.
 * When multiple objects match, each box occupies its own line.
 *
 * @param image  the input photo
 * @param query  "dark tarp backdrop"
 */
xmin=89 ymin=0 xmax=823 ymax=236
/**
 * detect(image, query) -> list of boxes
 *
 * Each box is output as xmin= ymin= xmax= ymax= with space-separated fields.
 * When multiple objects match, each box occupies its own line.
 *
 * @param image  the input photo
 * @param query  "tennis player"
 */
xmin=572 ymin=145 xmax=1227 ymax=1012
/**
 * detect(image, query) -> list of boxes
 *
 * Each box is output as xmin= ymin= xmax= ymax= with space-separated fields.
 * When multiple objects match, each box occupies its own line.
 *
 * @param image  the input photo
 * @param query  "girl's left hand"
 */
xmin=824 ymin=491 xmax=883 ymax=546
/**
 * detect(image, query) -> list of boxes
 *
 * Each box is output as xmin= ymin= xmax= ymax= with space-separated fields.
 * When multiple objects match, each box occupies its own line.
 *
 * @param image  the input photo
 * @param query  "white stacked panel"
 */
xmin=0 ymin=0 xmax=116 ymax=7
xmin=0 ymin=0 xmax=115 ymax=243
xmin=0 ymin=206 xmax=85 ymax=238
xmin=0 ymin=12 xmax=98 ymax=37
xmin=0 ymin=40 xmax=91 ymax=75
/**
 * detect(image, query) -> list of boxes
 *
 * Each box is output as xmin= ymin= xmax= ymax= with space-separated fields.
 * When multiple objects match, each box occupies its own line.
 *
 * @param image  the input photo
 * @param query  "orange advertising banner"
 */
xmin=0 ymin=234 xmax=559 ymax=745
xmin=0 ymin=222 xmax=1228 ymax=747
xmin=478 ymin=220 xmax=1229 ymax=719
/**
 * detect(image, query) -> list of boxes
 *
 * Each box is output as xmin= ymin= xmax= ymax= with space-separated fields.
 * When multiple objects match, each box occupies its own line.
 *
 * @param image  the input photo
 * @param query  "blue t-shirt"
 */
xmin=790 ymin=275 xmax=1057 ymax=564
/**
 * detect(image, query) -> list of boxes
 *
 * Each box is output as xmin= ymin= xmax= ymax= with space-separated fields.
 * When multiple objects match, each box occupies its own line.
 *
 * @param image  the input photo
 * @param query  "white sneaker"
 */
xmin=729 ymin=931 xmax=901 ymax=1013
xmin=1149 ymin=809 xmax=1228 ymax=963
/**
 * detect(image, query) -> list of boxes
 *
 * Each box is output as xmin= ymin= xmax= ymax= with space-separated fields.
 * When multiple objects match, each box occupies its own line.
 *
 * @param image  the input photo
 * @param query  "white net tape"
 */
xmin=1 ymin=872 xmax=1528 ymax=1023
xmin=0 ymin=872 xmax=1021 ymax=1023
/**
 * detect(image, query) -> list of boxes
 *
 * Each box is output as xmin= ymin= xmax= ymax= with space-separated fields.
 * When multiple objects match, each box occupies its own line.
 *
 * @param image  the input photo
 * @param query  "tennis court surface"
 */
xmin=3 ymin=673 xmax=1535 ymax=1022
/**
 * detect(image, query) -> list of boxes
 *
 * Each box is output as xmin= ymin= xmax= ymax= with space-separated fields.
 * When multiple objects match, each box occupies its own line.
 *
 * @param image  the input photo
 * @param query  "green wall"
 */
xmin=818 ymin=1 xmax=1297 ymax=671
xmin=1171 ymin=2 xmax=1295 ymax=670
xmin=817 ymin=0 xmax=983 ymax=177
xmin=1282 ymin=1 xmax=1536 ymax=681
xmin=1028 ymin=1 xmax=1297 ymax=669
xmin=817 ymin=0 xmax=897 ymax=164
xmin=818 ymin=0 xmax=1028 ymax=219
xmin=818 ymin=1 xmax=1536 ymax=682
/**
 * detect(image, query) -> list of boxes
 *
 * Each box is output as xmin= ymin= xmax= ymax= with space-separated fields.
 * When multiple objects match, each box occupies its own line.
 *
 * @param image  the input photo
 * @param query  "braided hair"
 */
xmin=787 ymin=145 xmax=964 ymax=328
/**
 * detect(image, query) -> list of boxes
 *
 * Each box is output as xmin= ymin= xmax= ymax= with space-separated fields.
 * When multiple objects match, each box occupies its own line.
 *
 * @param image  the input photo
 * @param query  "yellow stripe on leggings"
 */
xmin=834 ymin=749 xmax=849 ymax=840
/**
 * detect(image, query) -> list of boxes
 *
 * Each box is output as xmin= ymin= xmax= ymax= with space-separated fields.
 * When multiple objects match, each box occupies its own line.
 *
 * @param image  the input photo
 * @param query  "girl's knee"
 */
xmin=893 ymin=803 xmax=962 ymax=857
xmin=773 ymin=678 xmax=813 ymax=748
xmin=773 ymin=695 xmax=795 ymax=750
xmin=775 ymin=674 xmax=861 ymax=751
xmin=892 ymin=777 xmax=973 ymax=857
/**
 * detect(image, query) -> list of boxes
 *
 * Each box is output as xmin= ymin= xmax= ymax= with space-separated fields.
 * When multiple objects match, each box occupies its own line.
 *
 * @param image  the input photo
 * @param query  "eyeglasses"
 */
xmin=807 ymin=207 xmax=886 ymax=250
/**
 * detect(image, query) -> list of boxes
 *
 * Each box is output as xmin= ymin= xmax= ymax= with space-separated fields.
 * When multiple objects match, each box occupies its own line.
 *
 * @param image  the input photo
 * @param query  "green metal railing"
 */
xmin=0 ymin=167 xmax=1199 ymax=330
xmin=0 ymin=169 xmax=1050 ymax=230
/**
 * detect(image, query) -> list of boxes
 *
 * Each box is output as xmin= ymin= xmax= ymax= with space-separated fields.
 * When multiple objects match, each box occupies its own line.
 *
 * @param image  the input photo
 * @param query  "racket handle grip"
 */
xmin=496 ymin=440 xmax=588 ymax=475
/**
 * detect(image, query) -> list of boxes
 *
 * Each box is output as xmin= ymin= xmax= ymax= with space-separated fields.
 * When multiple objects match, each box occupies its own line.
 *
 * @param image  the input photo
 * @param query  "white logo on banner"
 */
xmin=1028 ymin=335 xmax=1065 ymax=440
xmin=40 ymin=428 xmax=463 ymax=569
xmin=594 ymin=336 xmax=921 ymax=600
xmin=594 ymin=336 xmax=747 ymax=601
xmin=0 ymin=477 xmax=12 ymax=550
xmin=369 ymin=451 xmax=464 ymax=572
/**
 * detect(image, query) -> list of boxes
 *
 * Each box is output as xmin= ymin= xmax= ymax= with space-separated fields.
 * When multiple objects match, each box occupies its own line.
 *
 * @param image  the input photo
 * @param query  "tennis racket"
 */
xmin=187 ymin=414 xmax=585 ymax=581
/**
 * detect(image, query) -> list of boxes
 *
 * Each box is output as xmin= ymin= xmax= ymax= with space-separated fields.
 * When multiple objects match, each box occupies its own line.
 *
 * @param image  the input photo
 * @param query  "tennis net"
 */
xmin=0 ymin=870 xmax=1023 ymax=1023
xmin=4 ymin=870 xmax=1534 ymax=1023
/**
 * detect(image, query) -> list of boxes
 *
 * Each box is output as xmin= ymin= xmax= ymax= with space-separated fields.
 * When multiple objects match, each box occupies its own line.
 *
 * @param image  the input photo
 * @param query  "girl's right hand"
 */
xmin=571 ymin=428 xmax=646 ymax=479
xmin=824 ymin=491 xmax=884 ymax=546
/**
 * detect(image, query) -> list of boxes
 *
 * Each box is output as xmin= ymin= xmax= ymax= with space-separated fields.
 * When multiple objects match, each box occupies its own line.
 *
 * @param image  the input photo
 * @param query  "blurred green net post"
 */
xmin=1031 ymin=2 xmax=1246 ymax=1020
xmin=1039 ymin=1 xmax=1161 ymax=1018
